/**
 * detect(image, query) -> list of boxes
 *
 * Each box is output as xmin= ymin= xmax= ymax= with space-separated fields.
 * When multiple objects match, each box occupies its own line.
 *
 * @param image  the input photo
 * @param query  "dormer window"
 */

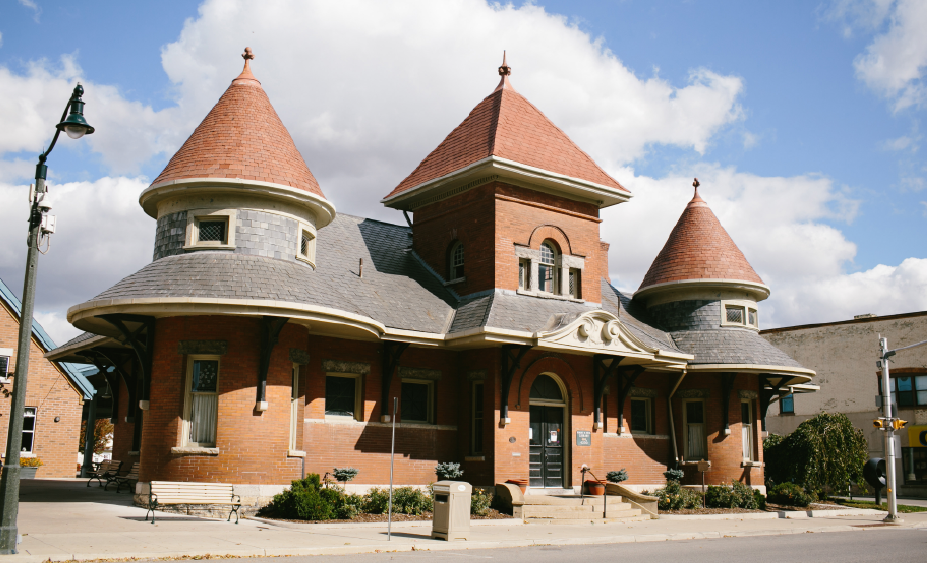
xmin=539 ymin=242 xmax=559 ymax=294
xmin=448 ymin=241 xmax=465 ymax=280
xmin=197 ymin=219 xmax=228 ymax=245
xmin=722 ymin=302 xmax=759 ymax=328
xmin=183 ymin=209 xmax=236 ymax=251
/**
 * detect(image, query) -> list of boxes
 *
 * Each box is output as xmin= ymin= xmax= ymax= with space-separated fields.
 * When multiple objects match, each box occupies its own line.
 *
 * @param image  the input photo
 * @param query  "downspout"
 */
xmin=667 ymin=370 xmax=687 ymax=469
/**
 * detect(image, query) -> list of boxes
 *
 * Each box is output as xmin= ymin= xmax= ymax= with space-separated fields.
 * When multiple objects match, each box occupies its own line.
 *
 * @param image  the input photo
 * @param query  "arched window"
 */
xmin=449 ymin=241 xmax=465 ymax=280
xmin=530 ymin=374 xmax=564 ymax=403
xmin=538 ymin=241 xmax=559 ymax=294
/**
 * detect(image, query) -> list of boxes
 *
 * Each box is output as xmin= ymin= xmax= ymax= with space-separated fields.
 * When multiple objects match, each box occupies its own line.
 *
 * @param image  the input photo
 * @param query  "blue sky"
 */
xmin=0 ymin=0 xmax=925 ymax=342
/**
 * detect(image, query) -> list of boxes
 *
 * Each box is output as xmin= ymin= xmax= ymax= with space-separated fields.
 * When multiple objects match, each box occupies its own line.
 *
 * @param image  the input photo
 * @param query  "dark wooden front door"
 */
xmin=529 ymin=405 xmax=564 ymax=488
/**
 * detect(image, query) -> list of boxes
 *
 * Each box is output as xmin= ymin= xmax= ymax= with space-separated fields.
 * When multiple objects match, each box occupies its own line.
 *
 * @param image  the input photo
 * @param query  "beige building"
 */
xmin=762 ymin=311 xmax=927 ymax=497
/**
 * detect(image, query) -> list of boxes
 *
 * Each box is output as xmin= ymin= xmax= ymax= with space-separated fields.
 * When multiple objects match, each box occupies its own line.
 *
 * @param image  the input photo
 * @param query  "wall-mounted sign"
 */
xmin=908 ymin=425 xmax=927 ymax=447
xmin=576 ymin=430 xmax=591 ymax=446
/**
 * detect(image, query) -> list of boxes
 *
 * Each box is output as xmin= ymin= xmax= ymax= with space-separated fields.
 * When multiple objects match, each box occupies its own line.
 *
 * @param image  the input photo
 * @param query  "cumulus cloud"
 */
xmin=18 ymin=0 xmax=40 ymax=23
xmin=836 ymin=0 xmax=927 ymax=110
xmin=0 ymin=176 xmax=154 ymax=344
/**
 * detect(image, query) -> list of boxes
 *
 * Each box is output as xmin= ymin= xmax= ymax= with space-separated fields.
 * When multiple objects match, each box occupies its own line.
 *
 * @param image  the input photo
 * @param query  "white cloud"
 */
xmin=0 ymin=56 xmax=185 ymax=176
xmin=881 ymin=134 xmax=917 ymax=151
xmin=18 ymin=0 xmax=40 ymax=23
xmin=921 ymin=201 xmax=927 ymax=216
xmin=34 ymin=311 xmax=81 ymax=346
xmin=0 ymin=176 xmax=154 ymax=337
xmin=845 ymin=0 xmax=927 ymax=110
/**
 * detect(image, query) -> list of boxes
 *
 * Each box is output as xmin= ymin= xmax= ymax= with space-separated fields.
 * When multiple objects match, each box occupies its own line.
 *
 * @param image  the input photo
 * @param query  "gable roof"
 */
xmin=150 ymin=55 xmax=326 ymax=199
xmin=385 ymin=65 xmax=627 ymax=200
xmin=638 ymin=186 xmax=764 ymax=293
xmin=0 ymin=278 xmax=94 ymax=399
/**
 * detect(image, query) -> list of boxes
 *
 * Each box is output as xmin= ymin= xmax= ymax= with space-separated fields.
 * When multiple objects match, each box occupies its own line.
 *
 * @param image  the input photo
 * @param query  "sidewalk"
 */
xmin=9 ymin=480 xmax=927 ymax=562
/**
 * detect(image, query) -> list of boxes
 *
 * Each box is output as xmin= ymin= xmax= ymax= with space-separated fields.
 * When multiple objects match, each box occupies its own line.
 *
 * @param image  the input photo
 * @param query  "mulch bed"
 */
xmin=661 ymin=501 xmax=843 ymax=515
xmin=258 ymin=508 xmax=511 ymax=524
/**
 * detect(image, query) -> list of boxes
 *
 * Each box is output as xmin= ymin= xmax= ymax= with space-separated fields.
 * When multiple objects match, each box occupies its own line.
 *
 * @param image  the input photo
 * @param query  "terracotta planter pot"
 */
xmin=506 ymin=479 xmax=528 ymax=494
xmin=585 ymin=480 xmax=606 ymax=495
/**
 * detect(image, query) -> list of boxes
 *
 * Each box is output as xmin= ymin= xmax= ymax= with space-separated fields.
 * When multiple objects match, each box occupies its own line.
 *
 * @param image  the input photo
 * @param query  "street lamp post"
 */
xmin=0 ymin=84 xmax=94 ymax=554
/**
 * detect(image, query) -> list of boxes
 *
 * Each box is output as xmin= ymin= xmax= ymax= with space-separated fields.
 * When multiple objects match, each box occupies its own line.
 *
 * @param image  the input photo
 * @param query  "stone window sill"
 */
xmin=515 ymin=289 xmax=583 ymax=303
xmin=444 ymin=277 xmax=466 ymax=286
xmin=183 ymin=243 xmax=235 ymax=252
xmin=465 ymin=455 xmax=486 ymax=461
xmin=680 ymin=460 xmax=708 ymax=467
xmin=287 ymin=450 xmax=306 ymax=458
xmin=741 ymin=460 xmax=764 ymax=468
xmin=128 ymin=450 xmax=140 ymax=456
xmin=171 ymin=446 xmax=219 ymax=455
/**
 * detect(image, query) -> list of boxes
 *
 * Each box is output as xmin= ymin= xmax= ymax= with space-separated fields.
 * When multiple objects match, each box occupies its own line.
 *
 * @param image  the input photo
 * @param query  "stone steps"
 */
xmin=525 ymin=512 xmax=650 ymax=525
xmin=521 ymin=494 xmax=642 ymax=524
xmin=523 ymin=503 xmax=633 ymax=518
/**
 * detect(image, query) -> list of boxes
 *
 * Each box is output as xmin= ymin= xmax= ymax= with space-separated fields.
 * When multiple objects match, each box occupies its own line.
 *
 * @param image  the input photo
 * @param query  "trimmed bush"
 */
xmin=705 ymin=481 xmax=758 ymax=509
xmin=470 ymin=487 xmax=493 ymax=515
xmin=606 ymin=469 xmax=628 ymax=484
xmin=767 ymin=482 xmax=812 ymax=507
xmin=363 ymin=487 xmax=391 ymax=514
xmin=663 ymin=469 xmax=684 ymax=482
xmin=649 ymin=480 xmax=703 ymax=510
xmin=435 ymin=462 xmax=464 ymax=480
xmin=753 ymin=489 xmax=767 ymax=510
xmin=265 ymin=474 xmax=334 ymax=520
xmin=332 ymin=467 xmax=359 ymax=484
xmin=393 ymin=486 xmax=433 ymax=515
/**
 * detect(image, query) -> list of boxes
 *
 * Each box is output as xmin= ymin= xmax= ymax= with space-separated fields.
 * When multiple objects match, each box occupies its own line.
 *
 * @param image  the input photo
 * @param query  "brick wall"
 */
xmin=0 ymin=301 xmax=83 ymax=477
xmin=412 ymin=181 xmax=607 ymax=300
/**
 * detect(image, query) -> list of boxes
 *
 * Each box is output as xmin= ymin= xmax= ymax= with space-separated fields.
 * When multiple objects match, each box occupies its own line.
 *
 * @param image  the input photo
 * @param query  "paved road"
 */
xmin=124 ymin=528 xmax=923 ymax=563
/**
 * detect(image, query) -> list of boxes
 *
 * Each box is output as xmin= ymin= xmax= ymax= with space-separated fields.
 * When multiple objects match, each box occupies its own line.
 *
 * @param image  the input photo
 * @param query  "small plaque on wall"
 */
xmin=575 ymin=430 xmax=591 ymax=446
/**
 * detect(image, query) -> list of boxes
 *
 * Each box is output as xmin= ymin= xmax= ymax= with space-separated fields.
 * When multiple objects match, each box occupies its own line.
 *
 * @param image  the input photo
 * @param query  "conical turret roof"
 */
xmin=638 ymin=181 xmax=764 ymax=294
xmin=151 ymin=48 xmax=326 ymax=199
xmin=384 ymin=55 xmax=627 ymax=199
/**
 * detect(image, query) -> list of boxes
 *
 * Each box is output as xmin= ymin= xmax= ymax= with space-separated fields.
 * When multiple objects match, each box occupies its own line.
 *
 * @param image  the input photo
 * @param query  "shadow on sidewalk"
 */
xmin=20 ymin=479 xmax=139 ymax=507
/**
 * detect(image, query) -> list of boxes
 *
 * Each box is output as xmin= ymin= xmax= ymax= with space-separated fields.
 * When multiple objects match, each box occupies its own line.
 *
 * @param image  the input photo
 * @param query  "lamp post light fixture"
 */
xmin=0 ymin=84 xmax=94 ymax=554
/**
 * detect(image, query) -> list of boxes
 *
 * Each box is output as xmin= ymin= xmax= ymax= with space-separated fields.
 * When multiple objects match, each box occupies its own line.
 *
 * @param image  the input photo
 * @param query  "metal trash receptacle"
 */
xmin=431 ymin=481 xmax=472 ymax=541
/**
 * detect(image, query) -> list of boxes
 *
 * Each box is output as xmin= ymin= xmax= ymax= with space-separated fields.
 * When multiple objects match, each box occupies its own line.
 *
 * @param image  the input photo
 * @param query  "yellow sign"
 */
xmin=907 ymin=425 xmax=927 ymax=447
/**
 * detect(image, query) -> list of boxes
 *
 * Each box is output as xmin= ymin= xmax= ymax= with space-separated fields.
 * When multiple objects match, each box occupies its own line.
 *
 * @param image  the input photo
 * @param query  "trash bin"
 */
xmin=431 ymin=481 xmax=472 ymax=541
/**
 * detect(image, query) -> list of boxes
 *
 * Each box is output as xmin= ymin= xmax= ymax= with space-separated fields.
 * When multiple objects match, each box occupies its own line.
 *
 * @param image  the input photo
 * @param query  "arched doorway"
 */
xmin=529 ymin=373 xmax=568 ymax=488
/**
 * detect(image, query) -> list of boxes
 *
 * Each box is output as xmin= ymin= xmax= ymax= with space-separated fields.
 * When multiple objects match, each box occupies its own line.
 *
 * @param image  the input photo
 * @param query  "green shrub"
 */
xmin=606 ymin=469 xmax=628 ymax=483
xmin=650 ymin=480 xmax=703 ymax=510
xmin=663 ymin=469 xmax=684 ymax=482
xmin=767 ymin=482 xmax=812 ymax=507
xmin=393 ymin=486 xmax=433 ymax=514
xmin=332 ymin=467 xmax=359 ymax=484
xmin=705 ymin=481 xmax=759 ymax=509
xmin=764 ymin=413 xmax=867 ymax=496
xmin=753 ymin=489 xmax=767 ymax=510
xmin=363 ymin=487 xmax=391 ymax=514
xmin=470 ymin=487 xmax=493 ymax=516
xmin=265 ymin=475 xmax=335 ymax=520
xmin=435 ymin=462 xmax=464 ymax=480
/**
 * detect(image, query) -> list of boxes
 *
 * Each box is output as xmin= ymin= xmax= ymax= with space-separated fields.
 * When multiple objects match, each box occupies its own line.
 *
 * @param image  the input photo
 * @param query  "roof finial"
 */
xmin=689 ymin=177 xmax=706 ymax=206
xmin=498 ymin=51 xmax=511 ymax=76
xmin=493 ymin=51 xmax=514 ymax=93
xmin=234 ymin=47 xmax=260 ymax=85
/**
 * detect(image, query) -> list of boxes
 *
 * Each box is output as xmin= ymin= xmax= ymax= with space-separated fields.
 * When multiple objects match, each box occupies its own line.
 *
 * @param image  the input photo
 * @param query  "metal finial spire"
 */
xmin=242 ymin=47 xmax=255 ymax=61
xmin=498 ymin=51 xmax=511 ymax=76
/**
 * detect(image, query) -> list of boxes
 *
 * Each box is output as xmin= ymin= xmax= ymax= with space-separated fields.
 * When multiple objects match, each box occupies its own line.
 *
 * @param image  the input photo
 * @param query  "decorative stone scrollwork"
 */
xmin=602 ymin=320 xmax=621 ymax=343
xmin=578 ymin=319 xmax=595 ymax=338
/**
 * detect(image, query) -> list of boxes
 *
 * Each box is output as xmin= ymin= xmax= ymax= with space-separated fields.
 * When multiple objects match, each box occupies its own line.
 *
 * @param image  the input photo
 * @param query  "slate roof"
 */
xmin=385 ymin=63 xmax=627 ymax=199
xmin=89 ymin=214 xmax=455 ymax=334
xmin=639 ymin=186 xmax=763 ymax=291
xmin=0 ymin=277 xmax=95 ymax=398
xmin=150 ymin=54 xmax=326 ymax=198
xmin=670 ymin=328 xmax=804 ymax=368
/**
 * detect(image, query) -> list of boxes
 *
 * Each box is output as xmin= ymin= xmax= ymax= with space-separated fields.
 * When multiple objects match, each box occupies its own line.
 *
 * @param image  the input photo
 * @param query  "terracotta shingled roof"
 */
xmin=385 ymin=58 xmax=626 ymax=199
xmin=638 ymin=183 xmax=764 ymax=291
xmin=151 ymin=49 xmax=326 ymax=199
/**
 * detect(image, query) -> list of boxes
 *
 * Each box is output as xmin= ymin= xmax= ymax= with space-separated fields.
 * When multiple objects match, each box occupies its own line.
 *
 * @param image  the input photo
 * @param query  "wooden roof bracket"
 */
xmin=381 ymin=341 xmax=411 ymax=422
xmin=500 ymin=344 xmax=531 ymax=425
xmin=99 ymin=314 xmax=155 ymax=411
xmin=256 ymin=316 xmax=289 ymax=412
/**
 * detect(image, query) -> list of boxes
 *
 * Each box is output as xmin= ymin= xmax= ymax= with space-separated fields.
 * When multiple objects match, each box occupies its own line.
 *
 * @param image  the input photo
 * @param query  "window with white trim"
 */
xmin=22 ymin=407 xmax=36 ymax=454
xmin=0 ymin=349 xmax=11 ymax=382
xmin=684 ymin=400 xmax=706 ymax=460
xmin=568 ymin=268 xmax=581 ymax=299
xmin=401 ymin=379 xmax=433 ymax=424
xmin=449 ymin=241 xmax=465 ymax=280
xmin=471 ymin=381 xmax=484 ymax=454
xmin=289 ymin=364 xmax=300 ymax=450
xmin=183 ymin=357 xmax=219 ymax=447
xmin=184 ymin=209 xmax=236 ymax=250
xmin=299 ymin=230 xmax=316 ymax=264
xmin=630 ymin=397 xmax=652 ymax=434
xmin=722 ymin=302 xmax=759 ymax=328
xmin=325 ymin=373 xmax=362 ymax=421
xmin=538 ymin=241 xmax=559 ymax=294
xmin=518 ymin=258 xmax=530 ymax=290
xmin=741 ymin=400 xmax=754 ymax=460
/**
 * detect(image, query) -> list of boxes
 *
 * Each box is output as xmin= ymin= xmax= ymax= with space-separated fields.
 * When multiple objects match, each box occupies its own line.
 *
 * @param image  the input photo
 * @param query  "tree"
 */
xmin=764 ymin=412 xmax=867 ymax=495
xmin=79 ymin=419 xmax=114 ymax=454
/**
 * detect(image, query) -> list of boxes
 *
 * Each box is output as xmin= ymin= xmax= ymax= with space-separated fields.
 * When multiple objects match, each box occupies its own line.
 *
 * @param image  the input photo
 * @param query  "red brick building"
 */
xmin=0 ymin=278 xmax=93 ymax=477
xmin=48 ymin=50 xmax=812 ymax=504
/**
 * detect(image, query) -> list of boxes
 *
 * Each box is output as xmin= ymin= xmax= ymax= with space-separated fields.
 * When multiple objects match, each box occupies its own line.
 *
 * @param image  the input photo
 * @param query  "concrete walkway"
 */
xmin=9 ymin=480 xmax=927 ymax=562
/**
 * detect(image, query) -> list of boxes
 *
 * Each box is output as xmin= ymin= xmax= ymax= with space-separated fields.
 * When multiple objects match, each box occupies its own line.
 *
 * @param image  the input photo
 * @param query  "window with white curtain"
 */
xmin=684 ymin=400 xmax=706 ymax=460
xmin=290 ymin=364 xmax=300 ymax=450
xmin=184 ymin=356 xmax=219 ymax=447
xmin=741 ymin=400 xmax=754 ymax=460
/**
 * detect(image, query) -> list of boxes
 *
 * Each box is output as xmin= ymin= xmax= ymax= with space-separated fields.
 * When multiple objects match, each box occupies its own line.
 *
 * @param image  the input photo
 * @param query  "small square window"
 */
xmin=726 ymin=306 xmax=744 ymax=324
xmin=299 ymin=229 xmax=316 ymax=264
xmin=568 ymin=268 xmax=581 ymax=299
xmin=780 ymin=394 xmax=794 ymax=414
xmin=198 ymin=220 xmax=227 ymax=243
xmin=630 ymin=397 xmax=651 ymax=433
xmin=518 ymin=259 xmax=530 ymax=290
xmin=401 ymin=379 xmax=433 ymax=423
xmin=748 ymin=308 xmax=757 ymax=327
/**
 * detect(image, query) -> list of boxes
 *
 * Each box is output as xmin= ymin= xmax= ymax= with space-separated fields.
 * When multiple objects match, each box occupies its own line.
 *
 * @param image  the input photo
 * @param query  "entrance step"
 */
xmin=521 ymin=494 xmax=642 ymax=523
xmin=523 ymin=504 xmax=634 ymax=518
xmin=524 ymin=494 xmax=613 ymax=505
xmin=525 ymin=513 xmax=650 ymax=525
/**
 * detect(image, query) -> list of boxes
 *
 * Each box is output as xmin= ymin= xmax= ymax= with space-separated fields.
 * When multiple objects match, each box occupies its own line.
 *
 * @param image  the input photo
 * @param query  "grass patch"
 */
xmin=836 ymin=499 xmax=927 ymax=513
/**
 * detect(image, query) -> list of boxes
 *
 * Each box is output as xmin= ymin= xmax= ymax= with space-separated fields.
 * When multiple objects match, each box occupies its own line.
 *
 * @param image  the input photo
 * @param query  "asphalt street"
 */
xmin=121 ymin=528 xmax=924 ymax=563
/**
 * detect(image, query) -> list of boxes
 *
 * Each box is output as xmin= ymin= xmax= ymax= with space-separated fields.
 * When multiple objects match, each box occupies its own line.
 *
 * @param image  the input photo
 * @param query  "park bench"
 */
xmin=87 ymin=460 xmax=122 ymax=488
xmin=106 ymin=461 xmax=139 ymax=493
xmin=145 ymin=481 xmax=242 ymax=524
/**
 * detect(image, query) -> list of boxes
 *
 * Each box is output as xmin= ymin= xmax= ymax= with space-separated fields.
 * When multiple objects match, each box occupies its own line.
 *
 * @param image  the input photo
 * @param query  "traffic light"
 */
xmin=893 ymin=419 xmax=907 ymax=430
xmin=874 ymin=419 xmax=887 ymax=429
